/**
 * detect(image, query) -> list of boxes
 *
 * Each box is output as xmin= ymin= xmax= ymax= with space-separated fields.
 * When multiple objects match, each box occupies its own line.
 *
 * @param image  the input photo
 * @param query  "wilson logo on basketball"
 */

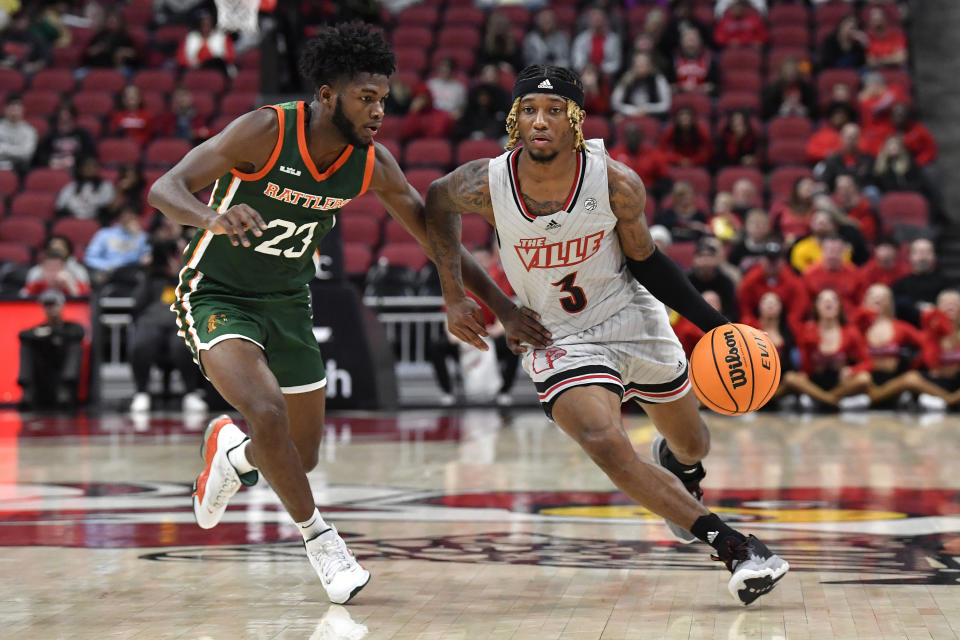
xmin=723 ymin=330 xmax=747 ymax=389
xmin=514 ymin=231 xmax=604 ymax=271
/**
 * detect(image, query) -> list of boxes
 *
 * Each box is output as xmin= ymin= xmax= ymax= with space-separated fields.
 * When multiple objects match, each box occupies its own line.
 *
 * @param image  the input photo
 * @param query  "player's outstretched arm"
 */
xmin=147 ymin=110 xmax=274 ymax=247
xmin=608 ymin=157 xmax=729 ymax=332
xmin=372 ymin=148 xmax=550 ymax=352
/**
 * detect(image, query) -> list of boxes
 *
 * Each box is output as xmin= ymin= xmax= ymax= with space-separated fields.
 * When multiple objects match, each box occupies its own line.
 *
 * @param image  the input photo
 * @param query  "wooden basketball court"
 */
xmin=2 ymin=408 xmax=959 ymax=639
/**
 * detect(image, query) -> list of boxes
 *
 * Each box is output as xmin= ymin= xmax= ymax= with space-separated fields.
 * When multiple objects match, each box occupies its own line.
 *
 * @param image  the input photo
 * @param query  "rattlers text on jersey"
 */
xmin=489 ymin=138 xmax=690 ymax=417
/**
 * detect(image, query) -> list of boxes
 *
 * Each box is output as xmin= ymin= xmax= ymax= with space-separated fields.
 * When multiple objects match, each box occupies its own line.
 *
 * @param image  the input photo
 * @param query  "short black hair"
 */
xmin=515 ymin=64 xmax=582 ymax=91
xmin=299 ymin=22 xmax=396 ymax=91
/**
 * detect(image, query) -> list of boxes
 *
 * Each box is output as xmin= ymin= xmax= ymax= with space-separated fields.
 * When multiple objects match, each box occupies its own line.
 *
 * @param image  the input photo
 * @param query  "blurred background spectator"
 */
xmin=177 ymin=10 xmax=235 ymax=74
xmin=0 ymin=94 xmax=37 ymax=171
xmin=81 ymin=8 xmax=138 ymax=70
xmin=22 ymin=247 xmax=91 ymax=298
xmin=33 ymin=104 xmax=96 ymax=171
xmin=819 ymin=15 xmax=867 ymax=70
xmin=523 ymin=8 xmax=570 ymax=69
xmin=84 ymin=205 xmax=150 ymax=287
xmin=611 ymin=52 xmax=671 ymax=119
xmin=658 ymin=106 xmax=712 ymax=167
xmin=426 ymin=57 xmax=467 ymax=119
xmin=480 ymin=11 xmax=522 ymax=73
xmin=572 ymin=7 xmax=621 ymax=77
xmin=17 ymin=289 xmax=85 ymax=410
xmin=55 ymin=156 xmax=115 ymax=222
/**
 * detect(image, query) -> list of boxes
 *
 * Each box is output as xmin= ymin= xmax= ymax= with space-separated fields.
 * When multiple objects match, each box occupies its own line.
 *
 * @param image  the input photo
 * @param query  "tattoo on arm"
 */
xmin=425 ymin=161 xmax=495 ymax=302
xmin=608 ymin=160 xmax=657 ymax=261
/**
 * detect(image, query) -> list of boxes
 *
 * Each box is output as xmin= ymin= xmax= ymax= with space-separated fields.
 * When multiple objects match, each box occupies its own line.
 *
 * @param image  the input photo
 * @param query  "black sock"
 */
xmin=690 ymin=513 xmax=746 ymax=559
xmin=659 ymin=441 xmax=705 ymax=483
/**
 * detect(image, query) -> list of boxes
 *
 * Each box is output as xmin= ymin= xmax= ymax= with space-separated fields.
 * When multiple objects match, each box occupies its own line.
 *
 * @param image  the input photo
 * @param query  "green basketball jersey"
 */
xmin=182 ymin=101 xmax=375 ymax=294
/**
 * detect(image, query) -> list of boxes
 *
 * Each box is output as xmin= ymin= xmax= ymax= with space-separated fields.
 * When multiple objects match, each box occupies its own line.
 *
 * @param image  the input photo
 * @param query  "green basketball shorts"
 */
xmin=171 ymin=268 xmax=326 ymax=393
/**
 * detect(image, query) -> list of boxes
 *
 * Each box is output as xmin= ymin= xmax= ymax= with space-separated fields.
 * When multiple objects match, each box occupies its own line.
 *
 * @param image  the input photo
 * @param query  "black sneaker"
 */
xmin=650 ymin=435 xmax=704 ymax=544
xmin=714 ymin=534 xmax=790 ymax=605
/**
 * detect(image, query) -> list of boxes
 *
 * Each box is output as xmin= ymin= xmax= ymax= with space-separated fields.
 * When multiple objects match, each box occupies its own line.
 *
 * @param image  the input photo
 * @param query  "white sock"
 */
xmin=226 ymin=438 xmax=256 ymax=474
xmin=297 ymin=508 xmax=330 ymax=541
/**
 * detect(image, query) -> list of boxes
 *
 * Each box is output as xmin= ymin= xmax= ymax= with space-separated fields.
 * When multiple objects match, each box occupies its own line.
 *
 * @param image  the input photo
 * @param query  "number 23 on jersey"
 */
xmin=253 ymin=219 xmax=319 ymax=258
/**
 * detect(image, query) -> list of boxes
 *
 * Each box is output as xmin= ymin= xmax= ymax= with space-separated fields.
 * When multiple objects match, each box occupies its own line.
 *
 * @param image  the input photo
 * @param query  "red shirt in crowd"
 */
xmin=867 ymin=28 xmax=907 ymax=64
xmin=858 ymin=85 xmax=908 ymax=155
xmin=795 ymin=321 xmax=872 ymax=375
xmin=769 ymin=202 xmax=812 ymax=241
xmin=737 ymin=263 xmax=810 ymax=327
xmin=842 ymin=198 xmax=879 ymax=243
xmin=109 ymin=109 xmax=153 ymax=146
xmin=857 ymin=257 xmax=910 ymax=288
xmin=899 ymin=121 xmax=938 ymax=166
xmin=609 ymin=143 xmax=670 ymax=187
xmin=22 ymin=279 xmax=91 ymax=298
xmin=658 ymin=122 xmax=713 ymax=167
xmin=673 ymin=52 xmax=713 ymax=92
xmin=804 ymin=262 xmax=866 ymax=309
xmin=806 ymin=126 xmax=843 ymax=163
xmin=713 ymin=11 xmax=768 ymax=48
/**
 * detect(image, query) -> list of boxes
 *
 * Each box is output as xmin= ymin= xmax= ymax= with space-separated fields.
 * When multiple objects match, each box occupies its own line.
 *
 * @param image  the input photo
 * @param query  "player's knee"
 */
xmin=299 ymin=447 xmax=319 ymax=472
xmin=670 ymin=422 xmax=710 ymax=461
xmin=576 ymin=423 xmax=632 ymax=469
xmin=241 ymin=399 xmax=288 ymax=442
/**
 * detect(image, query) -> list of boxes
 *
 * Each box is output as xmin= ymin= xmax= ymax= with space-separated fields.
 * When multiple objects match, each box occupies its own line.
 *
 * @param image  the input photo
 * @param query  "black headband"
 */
xmin=511 ymin=76 xmax=584 ymax=109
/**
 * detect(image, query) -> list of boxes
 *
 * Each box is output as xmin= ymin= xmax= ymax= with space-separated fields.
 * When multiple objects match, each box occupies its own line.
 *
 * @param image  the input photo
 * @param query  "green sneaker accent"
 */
xmin=238 ymin=470 xmax=259 ymax=487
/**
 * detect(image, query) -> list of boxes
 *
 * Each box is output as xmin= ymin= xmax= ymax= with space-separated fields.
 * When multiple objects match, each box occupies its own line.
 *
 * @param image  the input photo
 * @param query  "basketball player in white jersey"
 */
xmin=424 ymin=65 xmax=788 ymax=605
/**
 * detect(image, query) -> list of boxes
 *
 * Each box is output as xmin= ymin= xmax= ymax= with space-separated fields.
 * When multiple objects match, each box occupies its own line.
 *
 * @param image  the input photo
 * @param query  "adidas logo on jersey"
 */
xmin=537 ymin=79 xmax=553 ymax=89
xmin=279 ymin=165 xmax=302 ymax=177
xmin=544 ymin=220 xmax=562 ymax=233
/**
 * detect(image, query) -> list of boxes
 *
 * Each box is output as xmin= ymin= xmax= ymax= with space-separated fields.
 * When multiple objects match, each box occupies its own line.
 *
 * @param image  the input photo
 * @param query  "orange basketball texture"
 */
xmin=689 ymin=323 xmax=781 ymax=415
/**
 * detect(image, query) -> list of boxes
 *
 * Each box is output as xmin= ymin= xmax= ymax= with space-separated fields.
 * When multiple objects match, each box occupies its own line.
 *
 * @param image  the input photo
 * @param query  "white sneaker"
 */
xmin=439 ymin=393 xmax=455 ymax=406
xmin=310 ymin=605 xmax=369 ymax=640
xmin=130 ymin=392 xmax=150 ymax=412
xmin=496 ymin=393 xmax=513 ymax=406
xmin=305 ymin=526 xmax=371 ymax=604
xmin=838 ymin=394 xmax=871 ymax=411
xmin=192 ymin=415 xmax=257 ymax=529
xmin=182 ymin=391 xmax=208 ymax=413
xmin=918 ymin=393 xmax=947 ymax=412
xmin=798 ymin=394 xmax=816 ymax=411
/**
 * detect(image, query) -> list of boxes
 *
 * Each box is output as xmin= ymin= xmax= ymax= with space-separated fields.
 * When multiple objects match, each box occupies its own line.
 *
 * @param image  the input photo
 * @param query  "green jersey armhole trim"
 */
xmin=230 ymin=104 xmax=285 ymax=182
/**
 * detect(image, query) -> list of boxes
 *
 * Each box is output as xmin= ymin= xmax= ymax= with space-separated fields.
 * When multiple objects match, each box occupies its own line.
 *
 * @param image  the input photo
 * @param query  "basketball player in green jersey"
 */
xmin=148 ymin=23 xmax=551 ymax=604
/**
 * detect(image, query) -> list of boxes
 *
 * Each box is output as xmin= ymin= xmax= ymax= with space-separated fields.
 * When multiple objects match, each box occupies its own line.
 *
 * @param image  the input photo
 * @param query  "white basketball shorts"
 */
xmin=522 ymin=289 xmax=691 ymax=420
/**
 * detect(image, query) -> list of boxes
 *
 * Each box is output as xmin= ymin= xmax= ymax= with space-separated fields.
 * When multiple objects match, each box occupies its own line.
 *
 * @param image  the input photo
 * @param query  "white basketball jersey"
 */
xmin=490 ymin=138 xmax=643 ymax=339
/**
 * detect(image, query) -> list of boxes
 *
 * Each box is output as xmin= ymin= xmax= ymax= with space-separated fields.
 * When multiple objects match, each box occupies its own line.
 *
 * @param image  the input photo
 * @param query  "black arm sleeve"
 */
xmin=626 ymin=248 xmax=729 ymax=333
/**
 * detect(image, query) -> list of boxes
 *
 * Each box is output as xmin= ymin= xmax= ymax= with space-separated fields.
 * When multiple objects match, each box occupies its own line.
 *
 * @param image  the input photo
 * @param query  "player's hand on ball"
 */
xmin=446 ymin=297 xmax=490 ymax=351
xmin=502 ymin=306 xmax=552 ymax=354
xmin=207 ymin=204 xmax=268 ymax=247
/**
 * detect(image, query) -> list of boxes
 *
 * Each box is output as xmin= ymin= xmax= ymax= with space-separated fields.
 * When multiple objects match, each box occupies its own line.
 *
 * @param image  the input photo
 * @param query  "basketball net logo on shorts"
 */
xmin=207 ymin=313 xmax=228 ymax=332
xmin=514 ymin=231 xmax=605 ymax=271
xmin=532 ymin=347 xmax=567 ymax=374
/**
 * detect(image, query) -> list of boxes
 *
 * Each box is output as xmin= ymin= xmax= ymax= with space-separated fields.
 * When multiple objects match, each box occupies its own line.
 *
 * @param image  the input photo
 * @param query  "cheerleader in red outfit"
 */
xmin=782 ymin=289 xmax=873 ymax=408
xmin=917 ymin=289 xmax=960 ymax=409
xmin=855 ymin=284 xmax=944 ymax=407
xmin=745 ymin=292 xmax=796 ymax=403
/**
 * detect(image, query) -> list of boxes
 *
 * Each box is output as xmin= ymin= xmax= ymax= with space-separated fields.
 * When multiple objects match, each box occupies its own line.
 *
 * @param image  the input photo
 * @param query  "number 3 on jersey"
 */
xmin=552 ymin=272 xmax=587 ymax=313
xmin=253 ymin=219 xmax=319 ymax=258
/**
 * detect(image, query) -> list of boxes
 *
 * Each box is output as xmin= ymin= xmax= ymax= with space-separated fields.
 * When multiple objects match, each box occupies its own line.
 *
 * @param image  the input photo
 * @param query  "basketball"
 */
xmin=689 ymin=323 xmax=781 ymax=416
